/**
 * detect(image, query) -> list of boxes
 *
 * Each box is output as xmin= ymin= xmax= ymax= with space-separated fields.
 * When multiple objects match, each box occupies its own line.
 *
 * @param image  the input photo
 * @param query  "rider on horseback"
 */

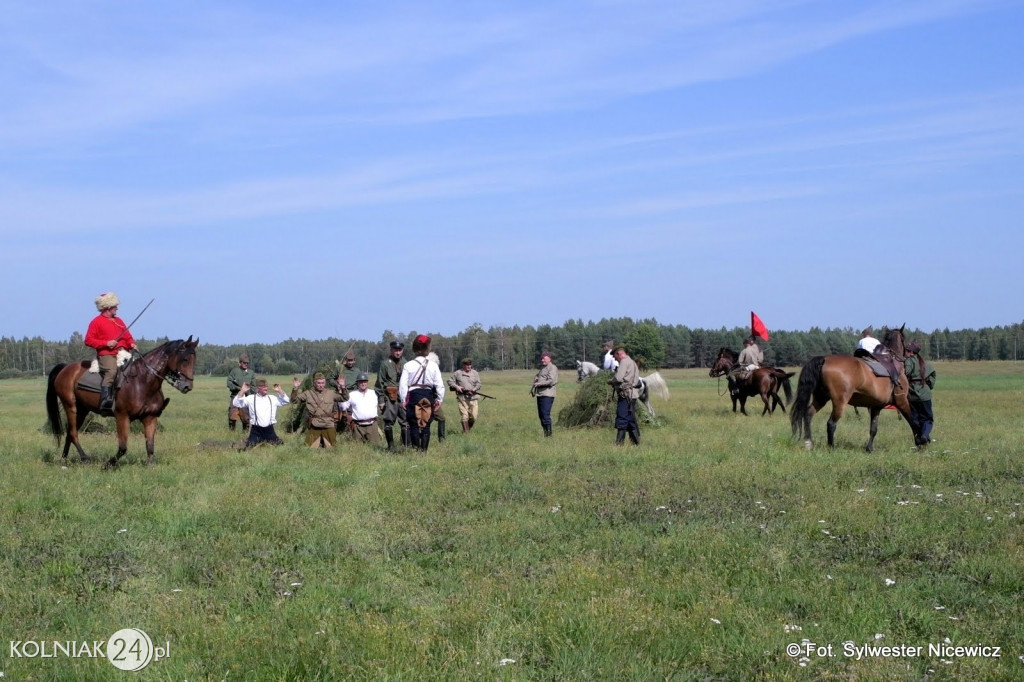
xmin=729 ymin=337 xmax=762 ymax=395
xmin=84 ymin=292 xmax=138 ymax=412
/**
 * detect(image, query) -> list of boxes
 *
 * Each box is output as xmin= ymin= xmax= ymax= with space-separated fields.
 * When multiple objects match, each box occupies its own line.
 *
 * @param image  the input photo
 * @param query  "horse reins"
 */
xmin=128 ymin=346 xmax=194 ymax=388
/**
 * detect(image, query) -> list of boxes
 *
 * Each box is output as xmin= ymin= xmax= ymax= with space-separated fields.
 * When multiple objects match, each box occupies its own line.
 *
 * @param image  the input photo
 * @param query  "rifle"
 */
xmin=469 ymin=391 xmax=497 ymax=400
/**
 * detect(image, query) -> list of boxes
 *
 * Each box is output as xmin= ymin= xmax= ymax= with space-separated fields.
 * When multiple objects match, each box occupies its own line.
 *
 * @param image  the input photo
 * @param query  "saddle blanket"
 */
xmin=859 ymin=358 xmax=890 ymax=379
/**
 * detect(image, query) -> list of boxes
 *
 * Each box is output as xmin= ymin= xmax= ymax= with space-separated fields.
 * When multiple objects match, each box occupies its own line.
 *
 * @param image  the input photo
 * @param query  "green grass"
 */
xmin=2 ymin=363 xmax=1023 ymax=680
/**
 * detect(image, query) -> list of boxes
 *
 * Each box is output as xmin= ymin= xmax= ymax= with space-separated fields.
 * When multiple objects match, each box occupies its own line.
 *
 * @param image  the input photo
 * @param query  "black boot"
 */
xmin=616 ymin=429 xmax=626 ymax=445
xmin=229 ymin=420 xmax=237 ymax=431
xmin=628 ymin=425 xmax=640 ymax=445
xmin=384 ymin=426 xmax=395 ymax=449
xmin=100 ymin=386 xmax=114 ymax=412
xmin=437 ymin=420 xmax=446 ymax=442
xmin=543 ymin=424 xmax=552 ymax=437
xmin=401 ymin=427 xmax=410 ymax=447
xmin=420 ymin=431 xmax=431 ymax=450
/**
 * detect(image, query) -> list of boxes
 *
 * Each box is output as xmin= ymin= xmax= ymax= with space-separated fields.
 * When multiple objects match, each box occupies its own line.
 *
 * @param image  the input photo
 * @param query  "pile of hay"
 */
xmin=557 ymin=375 xmax=615 ymax=428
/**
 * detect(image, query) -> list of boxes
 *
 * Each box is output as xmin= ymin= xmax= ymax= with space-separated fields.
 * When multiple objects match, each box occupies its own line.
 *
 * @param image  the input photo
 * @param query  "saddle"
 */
xmin=77 ymin=351 xmax=133 ymax=395
xmin=854 ymin=348 xmax=901 ymax=386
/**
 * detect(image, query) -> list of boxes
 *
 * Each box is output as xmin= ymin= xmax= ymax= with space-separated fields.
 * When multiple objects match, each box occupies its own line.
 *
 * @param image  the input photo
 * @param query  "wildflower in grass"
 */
xmin=784 ymin=624 xmax=802 ymax=633
xmin=550 ymin=505 xmax=561 ymax=513
xmin=874 ymin=633 xmax=885 ymax=640
xmin=884 ymin=578 xmax=896 ymax=586
xmin=710 ymin=618 xmax=721 ymax=625
xmin=117 ymin=529 xmax=128 ymax=533
xmin=934 ymin=606 xmax=946 ymax=611
xmin=498 ymin=658 xmax=516 ymax=666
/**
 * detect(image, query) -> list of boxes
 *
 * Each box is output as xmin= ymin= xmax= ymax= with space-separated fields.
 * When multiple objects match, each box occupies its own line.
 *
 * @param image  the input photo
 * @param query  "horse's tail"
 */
xmin=643 ymin=372 xmax=670 ymax=401
xmin=790 ymin=357 xmax=825 ymax=437
xmin=776 ymin=370 xmax=795 ymax=404
xmin=45 ymin=363 xmax=67 ymax=441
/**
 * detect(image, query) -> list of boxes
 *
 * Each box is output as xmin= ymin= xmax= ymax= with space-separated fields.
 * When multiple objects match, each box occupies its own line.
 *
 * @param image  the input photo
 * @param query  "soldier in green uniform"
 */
xmin=904 ymin=340 xmax=936 ymax=447
xmin=226 ymin=353 xmax=255 ymax=430
xmin=375 ymin=341 xmax=408 ymax=449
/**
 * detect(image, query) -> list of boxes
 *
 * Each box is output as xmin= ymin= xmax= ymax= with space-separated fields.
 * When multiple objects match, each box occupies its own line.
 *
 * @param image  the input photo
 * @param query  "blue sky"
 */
xmin=3 ymin=0 xmax=1022 ymax=345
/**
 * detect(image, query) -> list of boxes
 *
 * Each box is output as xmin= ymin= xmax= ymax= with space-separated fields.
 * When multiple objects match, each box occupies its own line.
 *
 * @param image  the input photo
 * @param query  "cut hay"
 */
xmin=558 ymin=374 xmax=615 ymax=428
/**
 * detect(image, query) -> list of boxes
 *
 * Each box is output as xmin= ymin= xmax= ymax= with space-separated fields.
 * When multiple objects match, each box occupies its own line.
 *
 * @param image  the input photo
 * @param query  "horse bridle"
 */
xmin=130 ymin=348 xmax=195 ymax=393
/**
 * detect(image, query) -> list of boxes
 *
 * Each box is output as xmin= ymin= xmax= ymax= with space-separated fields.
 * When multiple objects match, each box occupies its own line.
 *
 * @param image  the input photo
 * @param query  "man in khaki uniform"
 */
xmin=610 ymin=346 xmax=640 ymax=445
xmin=375 ymin=341 xmax=407 ymax=449
xmin=532 ymin=351 xmax=558 ymax=437
xmin=226 ymin=353 xmax=255 ymax=431
xmin=449 ymin=357 xmax=483 ymax=432
xmin=290 ymin=373 xmax=349 ymax=448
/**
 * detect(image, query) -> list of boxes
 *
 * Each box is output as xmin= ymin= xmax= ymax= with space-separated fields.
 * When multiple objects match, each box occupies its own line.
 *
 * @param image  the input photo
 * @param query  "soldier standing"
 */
xmin=375 ymin=341 xmax=408 ymax=449
xmin=226 ymin=353 xmax=254 ymax=431
xmin=449 ymin=357 xmax=483 ymax=432
xmin=532 ymin=351 xmax=558 ymax=437
xmin=610 ymin=346 xmax=640 ymax=445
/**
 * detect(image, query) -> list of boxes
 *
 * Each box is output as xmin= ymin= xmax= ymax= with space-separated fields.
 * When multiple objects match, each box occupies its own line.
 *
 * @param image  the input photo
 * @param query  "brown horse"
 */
xmin=709 ymin=348 xmax=794 ymax=416
xmin=46 ymin=337 xmax=199 ymax=467
xmin=790 ymin=326 xmax=920 ymax=451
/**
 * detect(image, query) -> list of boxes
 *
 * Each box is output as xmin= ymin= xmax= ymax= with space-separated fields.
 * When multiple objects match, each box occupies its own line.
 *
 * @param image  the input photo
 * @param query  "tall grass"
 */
xmin=2 ymin=362 xmax=1022 ymax=680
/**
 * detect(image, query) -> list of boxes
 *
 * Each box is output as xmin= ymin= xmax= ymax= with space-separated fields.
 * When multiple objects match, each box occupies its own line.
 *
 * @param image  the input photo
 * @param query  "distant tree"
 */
xmin=624 ymin=324 xmax=665 ymax=369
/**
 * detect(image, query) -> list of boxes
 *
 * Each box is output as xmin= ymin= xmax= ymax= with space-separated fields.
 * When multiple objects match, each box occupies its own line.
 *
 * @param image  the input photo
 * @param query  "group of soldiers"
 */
xmin=226 ymin=339 xmax=486 ymax=451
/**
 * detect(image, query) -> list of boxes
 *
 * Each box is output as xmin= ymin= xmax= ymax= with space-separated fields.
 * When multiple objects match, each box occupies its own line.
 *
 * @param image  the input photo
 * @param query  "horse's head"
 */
xmin=881 ymin=325 xmax=907 ymax=358
xmin=709 ymin=347 xmax=737 ymax=377
xmin=165 ymin=335 xmax=199 ymax=393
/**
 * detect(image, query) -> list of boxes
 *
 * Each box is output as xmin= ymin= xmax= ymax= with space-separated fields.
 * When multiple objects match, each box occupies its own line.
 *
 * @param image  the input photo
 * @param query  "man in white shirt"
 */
xmin=233 ymin=379 xmax=290 ymax=447
xmin=601 ymin=341 xmax=619 ymax=371
xmin=857 ymin=328 xmax=881 ymax=354
xmin=399 ymin=335 xmax=446 ymax=450
xmin=339 ymin=373 xmax=381 ymax=444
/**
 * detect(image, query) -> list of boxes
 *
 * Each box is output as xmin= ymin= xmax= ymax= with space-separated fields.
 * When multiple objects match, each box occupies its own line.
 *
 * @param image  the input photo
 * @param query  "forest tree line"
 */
xmin=2 ymin=319 xmax=1023 ymax=378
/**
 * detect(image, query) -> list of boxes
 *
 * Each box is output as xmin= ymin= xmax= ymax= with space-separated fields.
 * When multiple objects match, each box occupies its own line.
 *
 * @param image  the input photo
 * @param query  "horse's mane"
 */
xmin=718 ymin=347 xmax=739 ymax=361
xmin=880 ymin=326 xmax=906 ymax=355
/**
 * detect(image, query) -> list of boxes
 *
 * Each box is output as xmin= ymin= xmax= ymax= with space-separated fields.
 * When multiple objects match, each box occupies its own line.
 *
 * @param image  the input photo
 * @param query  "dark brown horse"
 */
xmin=709 ymin=348 xmax=794 ymax=416
xmin=790 ymin=326 xmax=920 ymax=451
xmin=46 ymin=337 xmax=198 ymax=467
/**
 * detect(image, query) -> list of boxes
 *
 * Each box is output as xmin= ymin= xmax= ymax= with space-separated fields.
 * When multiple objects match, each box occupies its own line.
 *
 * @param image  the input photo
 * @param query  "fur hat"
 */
xmin=94 ymin=292 xmax=120 ymax=311
xmin=413 ymin=334 xmax=431 ymax=354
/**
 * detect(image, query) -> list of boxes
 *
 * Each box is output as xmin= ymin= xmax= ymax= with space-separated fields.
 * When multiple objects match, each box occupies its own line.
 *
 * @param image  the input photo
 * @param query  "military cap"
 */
xmin=906 ymin=341 xmax=921 ymax=353
xmin=356 ymin=373 xmax=369 ymax=382
xmin=461 ymin=357 xmax=473 ymax=365
xmin=343 ymin=349 xmax=356 ymax=361
xmin=256 ymin=379 xmax=268 ymax=387
xmin=313 ymin=372 xmax=325 ymax=380
xmin=389 ymin=341 xmax=405 ymax=350
xmin=239 ymin=353 xmax=250 ymax=363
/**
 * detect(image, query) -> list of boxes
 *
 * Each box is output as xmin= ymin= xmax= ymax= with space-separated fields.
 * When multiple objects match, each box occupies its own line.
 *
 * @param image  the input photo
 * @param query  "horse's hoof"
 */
xmin=103 ymin=459 xmax=118 ymax=470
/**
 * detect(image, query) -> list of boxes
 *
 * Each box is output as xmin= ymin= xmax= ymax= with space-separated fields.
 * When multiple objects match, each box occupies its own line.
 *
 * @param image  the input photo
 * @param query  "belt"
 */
xmin=355 ymin=419 xmax=376 ymax=426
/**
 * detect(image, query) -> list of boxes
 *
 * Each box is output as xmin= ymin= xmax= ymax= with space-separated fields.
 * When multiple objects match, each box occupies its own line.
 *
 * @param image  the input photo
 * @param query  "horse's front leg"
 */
xmin=105 ymin=413 xmax=131 ymax=469
xmin=865 ymin=407 xmax=882 ymax=452
xmin=143 ymin=416 xmax=158 ymax=465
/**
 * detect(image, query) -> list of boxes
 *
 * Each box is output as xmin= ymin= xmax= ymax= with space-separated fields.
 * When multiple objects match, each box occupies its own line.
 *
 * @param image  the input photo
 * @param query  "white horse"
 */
xmin=637 ymin=371 xmax=670 ymax=418
xmin=576 ymin=360 xmax=601 ymax=381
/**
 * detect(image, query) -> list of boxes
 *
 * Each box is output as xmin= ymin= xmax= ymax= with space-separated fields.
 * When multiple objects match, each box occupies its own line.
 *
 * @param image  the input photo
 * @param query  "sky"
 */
xmin=2 ymin=0 xmax=1023 ymax=345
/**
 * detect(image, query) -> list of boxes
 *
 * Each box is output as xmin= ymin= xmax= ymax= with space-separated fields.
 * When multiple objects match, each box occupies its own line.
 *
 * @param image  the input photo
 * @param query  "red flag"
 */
xmin=751 ymin=312 xmax=770 ymax=341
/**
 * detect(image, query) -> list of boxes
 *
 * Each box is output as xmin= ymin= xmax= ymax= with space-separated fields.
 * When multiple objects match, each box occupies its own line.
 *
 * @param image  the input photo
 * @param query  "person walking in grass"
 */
xmin=532 ymin=350 xmax=558 ymax=437
xmin=905 ymin=340 xmax=937 ymax=447
xmin=449 ymin=357 xmax=483 ymax=432
xmin=399 ymin=335 xmax=445 ymax=450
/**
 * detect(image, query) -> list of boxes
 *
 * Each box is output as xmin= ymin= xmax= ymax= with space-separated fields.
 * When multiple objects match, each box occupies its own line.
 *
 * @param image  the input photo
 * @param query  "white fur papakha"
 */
xmin=95 ymin=291 xmax=120 ymax=311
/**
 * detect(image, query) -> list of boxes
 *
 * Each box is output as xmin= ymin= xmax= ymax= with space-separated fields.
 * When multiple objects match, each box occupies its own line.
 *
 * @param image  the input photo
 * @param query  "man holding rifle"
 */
xmin=449 ymin=357 xmax=486 ymax=433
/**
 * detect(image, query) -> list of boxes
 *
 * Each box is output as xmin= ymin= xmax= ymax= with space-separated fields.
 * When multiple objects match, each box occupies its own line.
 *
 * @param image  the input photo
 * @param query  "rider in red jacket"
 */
xmin=84 ymin=292 xmax=137 ymax=410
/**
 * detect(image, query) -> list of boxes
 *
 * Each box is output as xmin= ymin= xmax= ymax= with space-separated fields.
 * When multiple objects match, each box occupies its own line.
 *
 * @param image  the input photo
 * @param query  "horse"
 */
xmin=709 ymin=348 xmax=794 ymax=416
xmin=576 ymin=360 xmax=601 ymax=381
xmin=637 ymin=371 xmax=670 ymax=418
xmin=46 ymin=337 xmax=199 ymax=467
xmin=790 ymin=326 xmax=920 ymax=451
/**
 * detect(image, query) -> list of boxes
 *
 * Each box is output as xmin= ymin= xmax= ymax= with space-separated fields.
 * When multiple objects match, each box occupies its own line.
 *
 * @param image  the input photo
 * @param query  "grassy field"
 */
xmin=1 ymin=362 xmax=1022 ymax=680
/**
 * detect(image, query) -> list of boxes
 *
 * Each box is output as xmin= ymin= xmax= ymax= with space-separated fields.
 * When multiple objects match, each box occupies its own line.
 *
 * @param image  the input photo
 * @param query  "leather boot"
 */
xmin=468 ymin=418 xmax=475 ymax=431
xmin=462 ymin=421 xmax=470 ymax=433
xmin=229 ymin=420 xmax=237 ymax=431
xmin=384 ymin=426 xmax=395 ymax=449
xmin=437 ymin=420 xmax=446 ymax=442
xmin=401 ymin=427 xmax=410 ymax=447
xmin=543 ymin=424 xmax=552 ymax=437
xmin=420 ymin=431 xmax=431 ymax=450
xmin=615 ymin=429 xmax=626 ymax=445
xmin=100 ymin=386 xmax=114 ymax=411
xmin=628 ymin=425 xmax=641 ymax=445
